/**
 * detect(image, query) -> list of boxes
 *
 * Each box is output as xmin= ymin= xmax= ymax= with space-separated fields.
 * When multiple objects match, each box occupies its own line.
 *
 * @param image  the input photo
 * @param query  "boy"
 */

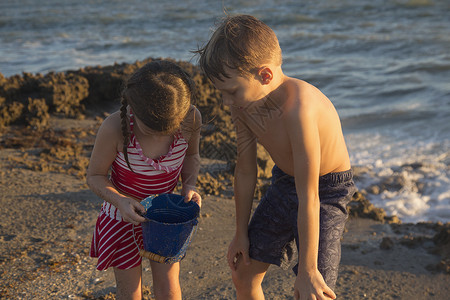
xmin=197 ymin=15 xmax=356 ymax=300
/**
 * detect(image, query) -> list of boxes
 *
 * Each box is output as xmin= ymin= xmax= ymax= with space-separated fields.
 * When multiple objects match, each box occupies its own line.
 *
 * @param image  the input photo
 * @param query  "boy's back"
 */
xmin=229 ymin=76 xmax=351 ymax=177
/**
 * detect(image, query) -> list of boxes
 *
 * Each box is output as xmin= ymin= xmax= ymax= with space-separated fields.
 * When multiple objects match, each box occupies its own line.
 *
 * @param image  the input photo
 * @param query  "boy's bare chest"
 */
xmin=242 ymin=112 xmax=292 ymax=163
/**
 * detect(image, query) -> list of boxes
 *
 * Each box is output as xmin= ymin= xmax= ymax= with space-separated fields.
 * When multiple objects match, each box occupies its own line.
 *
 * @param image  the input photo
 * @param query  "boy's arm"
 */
xmin=286 ymin=100 xmax=336 ymax=299
xmin=227 ymin=112 xmax=258 ymax=270
xmin=181 ymin=107 xmax=202 ymax=205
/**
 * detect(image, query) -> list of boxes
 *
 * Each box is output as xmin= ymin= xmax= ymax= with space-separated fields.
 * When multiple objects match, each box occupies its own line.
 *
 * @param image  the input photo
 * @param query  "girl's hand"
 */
xmin=117 ymin=196 xmax=147 ymax=225
xmin=182 ymin=185 xmax=202 ymax=208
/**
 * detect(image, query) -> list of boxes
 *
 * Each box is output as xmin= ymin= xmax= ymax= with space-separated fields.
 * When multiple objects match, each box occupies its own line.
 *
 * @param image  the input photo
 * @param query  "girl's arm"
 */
xmin=86 ymin=112 xmax=146 ymax=225
xmin=180 ymin=106 xmax=202 ymax=205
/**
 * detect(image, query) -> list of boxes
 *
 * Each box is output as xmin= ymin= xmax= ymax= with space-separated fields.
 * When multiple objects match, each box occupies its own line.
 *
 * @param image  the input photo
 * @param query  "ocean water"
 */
xmin=1 ymin=0 xmax=449 ymax=223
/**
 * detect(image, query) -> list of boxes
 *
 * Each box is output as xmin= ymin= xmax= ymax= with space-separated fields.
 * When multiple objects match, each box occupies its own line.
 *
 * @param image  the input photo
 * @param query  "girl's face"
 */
xmin=134 ymin=115 xmax=173 ymax=136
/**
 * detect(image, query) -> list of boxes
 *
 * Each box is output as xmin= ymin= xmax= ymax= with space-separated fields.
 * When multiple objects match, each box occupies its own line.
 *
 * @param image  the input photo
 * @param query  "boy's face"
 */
xmin=212 ymin=68 xmax=265 ymax=109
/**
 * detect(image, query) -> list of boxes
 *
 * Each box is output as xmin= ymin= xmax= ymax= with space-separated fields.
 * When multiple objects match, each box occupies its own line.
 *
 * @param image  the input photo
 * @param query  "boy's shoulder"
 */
xmin=284 ymin=76 xmax=321 ymax=96
xmin=280 ymin=77 xmax=326 ymax=109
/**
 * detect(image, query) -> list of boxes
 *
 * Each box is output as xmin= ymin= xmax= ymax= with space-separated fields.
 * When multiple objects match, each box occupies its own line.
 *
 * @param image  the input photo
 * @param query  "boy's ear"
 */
xmin=258 ymin=67 xmax=273 ymax=85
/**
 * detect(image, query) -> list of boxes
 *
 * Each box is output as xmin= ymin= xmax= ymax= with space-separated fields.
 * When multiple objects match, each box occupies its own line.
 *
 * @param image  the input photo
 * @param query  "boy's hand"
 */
xmin=227 ymin=234 xmax=251 ymax=271
xmin=183 ymin=189 xmax=202 ymax=208
xmin=294 ymin=269 xmax=336 ymax=300
xmin=117 ymin=197 xmax=147 ymax=225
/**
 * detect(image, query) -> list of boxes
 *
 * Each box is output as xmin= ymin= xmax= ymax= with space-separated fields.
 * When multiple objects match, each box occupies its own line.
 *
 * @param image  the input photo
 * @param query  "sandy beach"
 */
xmin=1 ymin=60 xmax=449 ymax=299
xmin=1 ymin=117 xmax=449 ymax=300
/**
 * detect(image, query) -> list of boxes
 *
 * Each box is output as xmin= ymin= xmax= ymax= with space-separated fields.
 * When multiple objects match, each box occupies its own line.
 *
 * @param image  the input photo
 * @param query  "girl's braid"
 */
xmin=119 ymin=95 xmax=134 ymax=172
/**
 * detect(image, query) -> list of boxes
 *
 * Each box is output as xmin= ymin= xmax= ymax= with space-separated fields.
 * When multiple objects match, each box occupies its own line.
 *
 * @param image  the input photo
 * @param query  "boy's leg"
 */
xmin=150 ymin=260 xmax=182 ymax=300
xmin=113 ymin=265 xmax=142 ymax=300
xmin=242 ymin=166 xmax=298 ymax=299
xmin=232 ymin=257 xmax=270 ymax=300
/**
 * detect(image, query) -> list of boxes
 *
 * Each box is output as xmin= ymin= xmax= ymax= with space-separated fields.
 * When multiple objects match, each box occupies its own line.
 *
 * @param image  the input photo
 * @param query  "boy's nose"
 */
xmin=222 ymin=97 xmax=233 ymax=107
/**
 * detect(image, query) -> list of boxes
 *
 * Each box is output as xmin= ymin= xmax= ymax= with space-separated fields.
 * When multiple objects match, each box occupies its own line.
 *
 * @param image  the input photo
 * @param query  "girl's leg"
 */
xmin=149 ymin=260 xmax=182 ymax=300
xmin=113 ymin=265 xmax=142 ymax=300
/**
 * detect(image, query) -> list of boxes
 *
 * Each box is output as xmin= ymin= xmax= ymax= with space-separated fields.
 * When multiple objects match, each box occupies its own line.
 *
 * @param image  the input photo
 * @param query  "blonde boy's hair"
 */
xmin=198 ymin=15 xmax=282 ymax=81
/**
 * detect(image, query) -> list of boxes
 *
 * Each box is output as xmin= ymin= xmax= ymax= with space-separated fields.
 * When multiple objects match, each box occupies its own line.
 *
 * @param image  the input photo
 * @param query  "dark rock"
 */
xmin=380 ymin=237 xmax=394 ymax=250
xmin=432 ymin=223 xmax=450 ymax=274
xmin=347 ymin=191 xmax=387 ymax=222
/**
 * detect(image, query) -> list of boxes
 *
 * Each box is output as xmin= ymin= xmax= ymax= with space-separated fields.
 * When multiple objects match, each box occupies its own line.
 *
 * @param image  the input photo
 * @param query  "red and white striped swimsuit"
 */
xmin=90 ymin=111 xmax=188 ymax=270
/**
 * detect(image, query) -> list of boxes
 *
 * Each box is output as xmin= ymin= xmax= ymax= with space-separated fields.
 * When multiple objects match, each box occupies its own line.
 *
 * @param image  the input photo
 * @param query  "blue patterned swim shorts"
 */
xmin=248 ymin=165 xmax=356 ymax=288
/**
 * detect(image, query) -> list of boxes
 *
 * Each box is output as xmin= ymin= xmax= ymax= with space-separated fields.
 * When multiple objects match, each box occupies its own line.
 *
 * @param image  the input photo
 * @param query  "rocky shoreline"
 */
xmin=1 ymin=58 xmax=448 ymax=299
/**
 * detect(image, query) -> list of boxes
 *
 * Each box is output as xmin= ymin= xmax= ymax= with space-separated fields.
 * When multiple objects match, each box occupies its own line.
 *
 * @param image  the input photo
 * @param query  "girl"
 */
xmin=87 ymin=60 xmax=202 ymax=300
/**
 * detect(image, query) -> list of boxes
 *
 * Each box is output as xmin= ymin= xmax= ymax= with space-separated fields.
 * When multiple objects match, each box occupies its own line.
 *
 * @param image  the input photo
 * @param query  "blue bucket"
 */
xmin=139 ymin=194 xmax=200 ymax=264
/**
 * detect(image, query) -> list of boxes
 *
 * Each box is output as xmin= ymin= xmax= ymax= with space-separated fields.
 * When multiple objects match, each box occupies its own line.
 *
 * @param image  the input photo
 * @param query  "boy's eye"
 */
xmin=220 ymin=89 xmax=237 ymax=96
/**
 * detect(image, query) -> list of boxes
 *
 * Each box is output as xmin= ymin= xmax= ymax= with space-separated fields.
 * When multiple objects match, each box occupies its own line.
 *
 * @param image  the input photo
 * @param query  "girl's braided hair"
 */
xmin=119 ymin=60 xmax=196 ymax=171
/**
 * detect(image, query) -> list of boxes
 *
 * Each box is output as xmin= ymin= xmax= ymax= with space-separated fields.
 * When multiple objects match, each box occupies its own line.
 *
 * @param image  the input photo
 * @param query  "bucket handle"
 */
xmin=132 ymin=223 xmax=172 ymax=264
xmin=132 ymin=221 xmax=199 ymax=265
